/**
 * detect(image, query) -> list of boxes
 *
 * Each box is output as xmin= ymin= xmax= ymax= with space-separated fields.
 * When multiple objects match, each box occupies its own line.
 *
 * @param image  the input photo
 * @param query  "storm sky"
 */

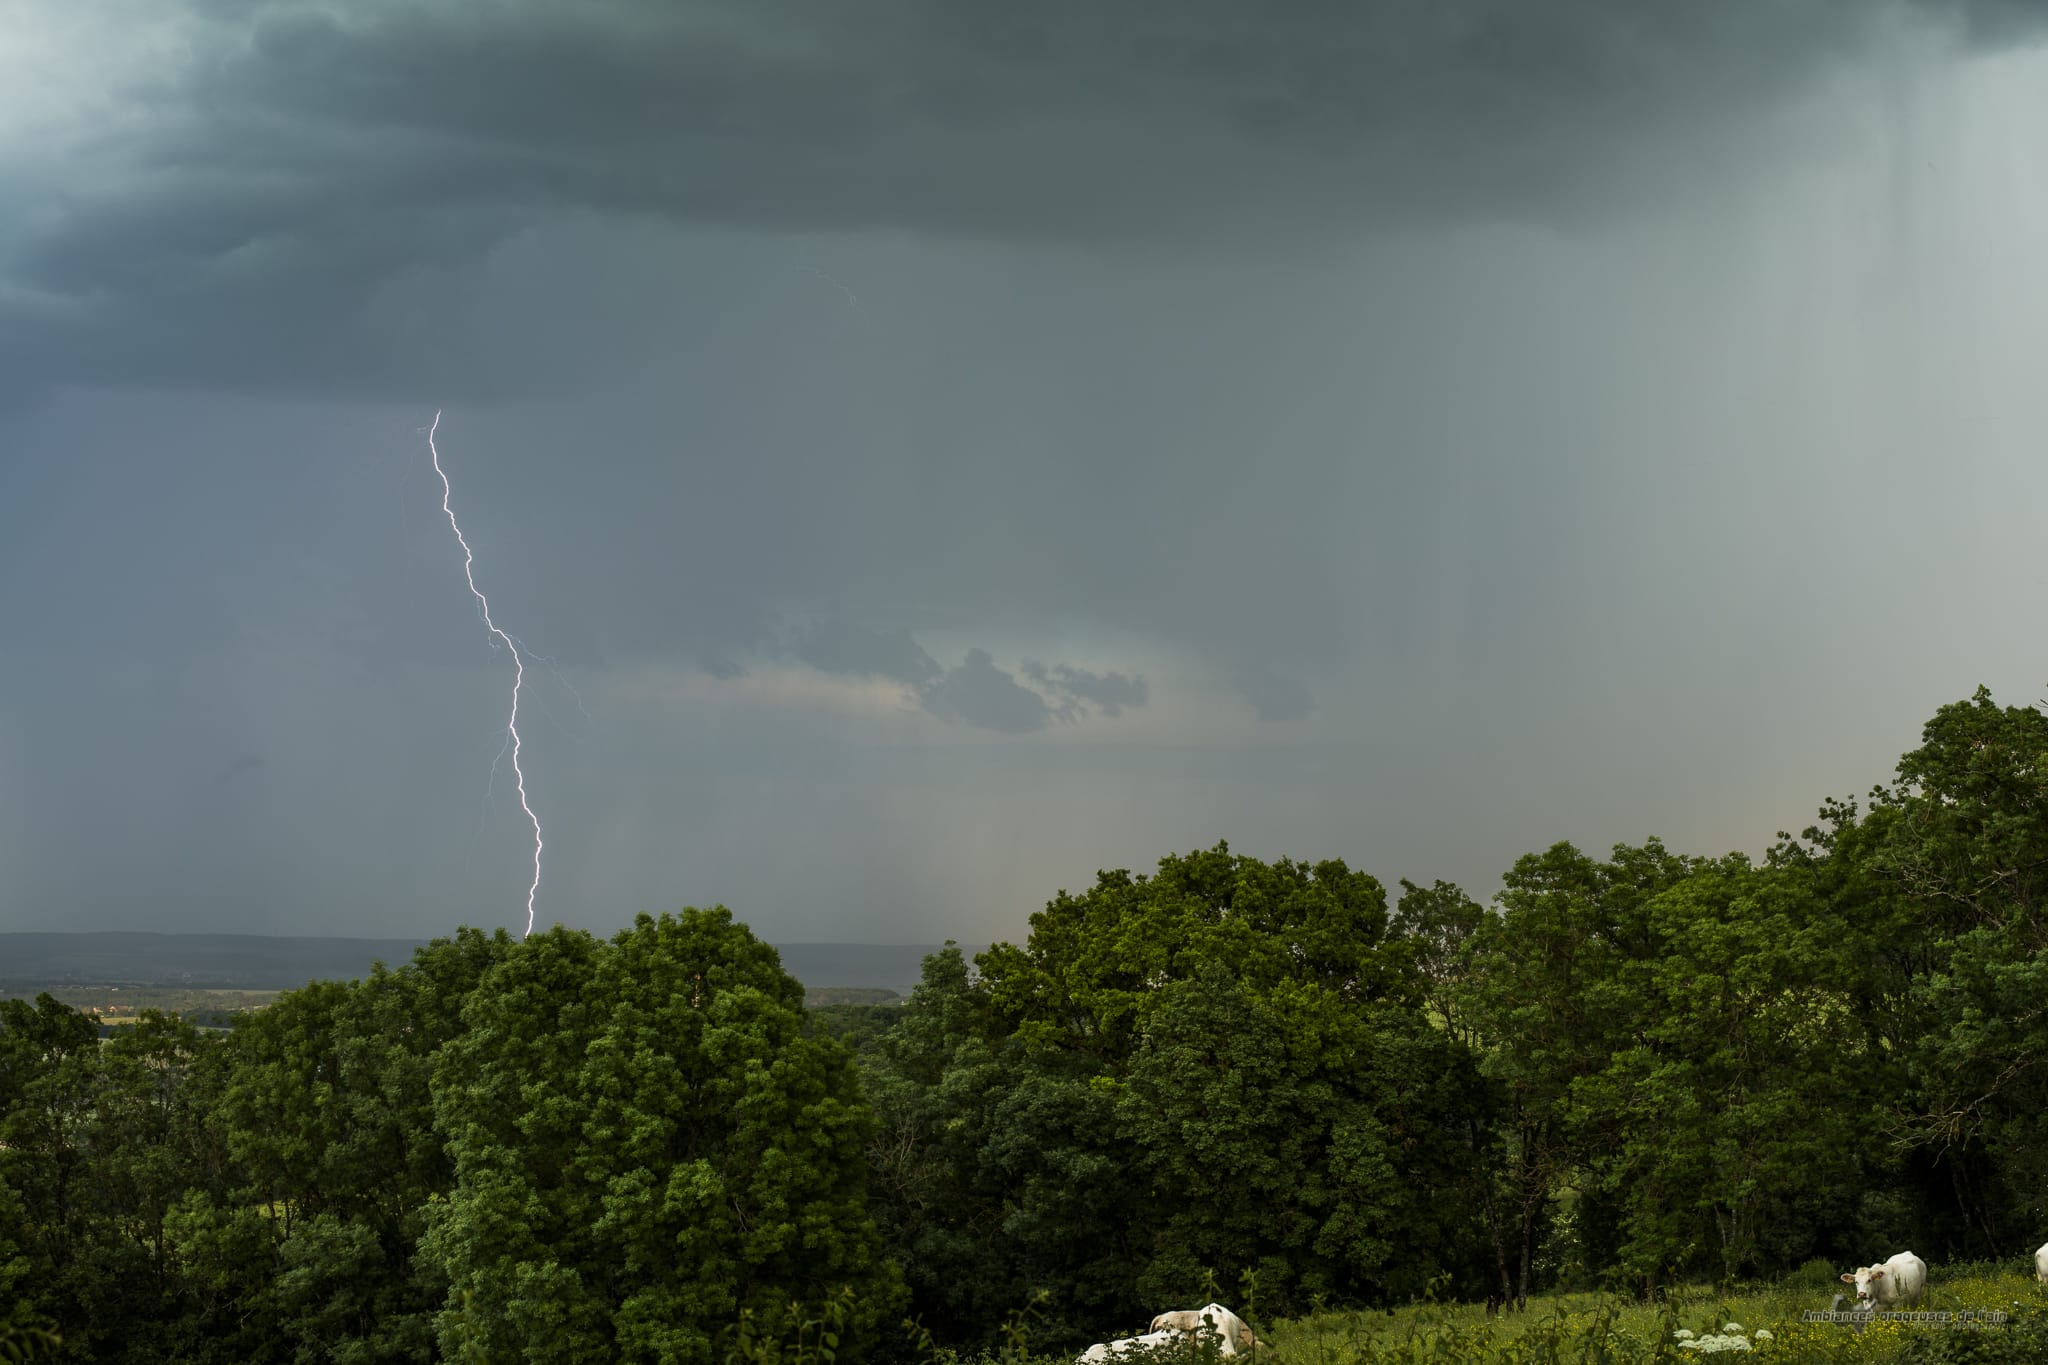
xmin=4 ymin=1 xmax=2047 ymax=943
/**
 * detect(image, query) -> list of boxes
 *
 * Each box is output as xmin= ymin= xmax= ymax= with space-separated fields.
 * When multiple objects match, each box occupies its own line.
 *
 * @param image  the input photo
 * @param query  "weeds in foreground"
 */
xmin=710 ymin=1263 xmax=2048 ymax=1365
xmin=1267 ymin=1265 xmax=2048 ymax=1364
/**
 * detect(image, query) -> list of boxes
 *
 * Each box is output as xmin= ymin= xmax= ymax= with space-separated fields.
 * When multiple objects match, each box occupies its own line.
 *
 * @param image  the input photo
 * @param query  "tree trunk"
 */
xmin=1474 ymin=1122 xmax=1515 ymax=1311
xmin=1948 ymin=1151 xmax=2001 ymax=1257
xmin=1513 ymin=1122 xmax=1546 ymax=1312
xmin=1517 ymin=1209 xmax=1534 ymax=1313
xmin=1486 ymin=1190 xmax=1515 ymax=1310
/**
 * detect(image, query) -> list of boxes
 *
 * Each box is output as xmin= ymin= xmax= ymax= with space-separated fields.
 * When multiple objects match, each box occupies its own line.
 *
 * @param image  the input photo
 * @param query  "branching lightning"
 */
xmin=427 ymin=410 xmax=543 ymax=937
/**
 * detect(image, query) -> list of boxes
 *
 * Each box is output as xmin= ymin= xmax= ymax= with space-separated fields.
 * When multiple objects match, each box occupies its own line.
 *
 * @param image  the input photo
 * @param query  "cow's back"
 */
xmin=1884 ymin=1251 xmax=1928 ymax=1306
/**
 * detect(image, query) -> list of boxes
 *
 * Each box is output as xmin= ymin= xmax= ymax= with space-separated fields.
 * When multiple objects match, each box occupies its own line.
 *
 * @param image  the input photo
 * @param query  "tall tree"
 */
xmin=1846 ymin=688 xmax=2048 ymax=1251
xmin=864 ymin=846 xmax=1483 ymax=1340
xmin=211 ymin=927 xmax=517 ymax=1362
xmin=423 ymin=910 xmax=902 ymax=1364
xmin=0 ymin=995 xmax=103 ymax=1347
xmin=1461 ymin=840 xmax=1703 ymax=1304
xmin=1119 ymin=964 xmax=1492 ymax=1313
xmin=1573 ymin=865 xmax=1872 ymax=1283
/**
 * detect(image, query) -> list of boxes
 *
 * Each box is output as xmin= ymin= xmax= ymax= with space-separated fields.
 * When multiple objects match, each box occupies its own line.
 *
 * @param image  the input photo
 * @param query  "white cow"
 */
xmin=1147 ymin=1303 xmax=1268 ymax=1354
xmin=1840 ymin=1251 xmax=1928 ymax=1309
xmin=2034 ymin=1241 xmax=2048 ymax=1287
xmin=1077 ymin=1331 xmax=1185 ymax=1364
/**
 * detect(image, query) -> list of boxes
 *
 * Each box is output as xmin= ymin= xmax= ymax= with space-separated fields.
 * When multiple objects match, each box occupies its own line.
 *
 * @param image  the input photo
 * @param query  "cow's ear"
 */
xmin=1870 ymin=1269 xmax=1886 ymax=1280
xmin=1840 ymin=1273 xmax=1855 ymax=1283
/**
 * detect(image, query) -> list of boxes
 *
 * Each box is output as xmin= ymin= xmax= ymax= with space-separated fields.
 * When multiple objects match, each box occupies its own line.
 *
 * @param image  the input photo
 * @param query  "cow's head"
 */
xmin=1839 ymin=1265 xmax=1885 ymax=1302
xmin=1196 ymin=1307 xmax=1261 ymax=1353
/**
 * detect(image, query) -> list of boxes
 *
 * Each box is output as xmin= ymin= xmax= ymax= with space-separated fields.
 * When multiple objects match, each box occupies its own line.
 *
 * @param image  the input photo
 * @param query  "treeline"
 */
xmin=2 ymin=686 xmax=2045 ymax=1361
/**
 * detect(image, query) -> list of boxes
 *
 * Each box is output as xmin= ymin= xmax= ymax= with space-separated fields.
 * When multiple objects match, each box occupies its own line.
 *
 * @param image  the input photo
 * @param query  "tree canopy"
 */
xmin=7 ymin=685 xmax=2048 ymax=1356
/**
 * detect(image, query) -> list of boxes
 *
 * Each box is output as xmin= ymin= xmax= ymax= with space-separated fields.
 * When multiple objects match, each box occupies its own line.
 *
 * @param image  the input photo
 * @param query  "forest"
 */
xmin=3 ymin=685 xmax=2046 ymax=1363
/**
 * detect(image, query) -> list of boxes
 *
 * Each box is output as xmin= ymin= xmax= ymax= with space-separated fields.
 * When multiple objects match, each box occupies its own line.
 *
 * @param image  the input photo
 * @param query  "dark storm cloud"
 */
xmin=1022 ymin=661 xmax=1150 ymax=719
xmin=918 ymin=648 xmax=1053 ymax=734
xmin=784 ymin=621 xmax=1148 ymax=732
xmin=8 ymin=0 xmax=2048 ymax=398
xmin=790 ymin=620 xmax=942 ymax=688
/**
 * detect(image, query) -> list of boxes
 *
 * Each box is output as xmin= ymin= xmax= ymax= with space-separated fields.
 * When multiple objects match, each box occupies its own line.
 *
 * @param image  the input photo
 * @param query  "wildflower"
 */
xmin=1675 ymin=1330 xmax=1753 ymax=1354
xmin=1752 ymin=1329 xmax=1773 ymax=1342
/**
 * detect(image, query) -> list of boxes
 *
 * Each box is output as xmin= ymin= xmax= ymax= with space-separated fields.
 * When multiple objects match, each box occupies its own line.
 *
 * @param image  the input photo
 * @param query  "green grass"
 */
xmin=1254 ymin=1263 xmax=2048 ymax=1363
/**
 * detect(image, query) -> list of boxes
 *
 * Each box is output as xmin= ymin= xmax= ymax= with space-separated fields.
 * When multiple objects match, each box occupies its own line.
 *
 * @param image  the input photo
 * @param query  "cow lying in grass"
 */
xmin=1076 ymin=1302 xmax=1267 ymax=1364
xmin=1148 ymin=1303 xmax=1267 ymax=1354
xmin=1077 ymin=1330 xmax=1188 ymax=1364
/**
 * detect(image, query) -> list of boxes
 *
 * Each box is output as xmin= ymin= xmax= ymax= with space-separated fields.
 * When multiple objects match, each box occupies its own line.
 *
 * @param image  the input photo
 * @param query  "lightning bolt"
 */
xmin=427 ymin=410 xmax=542 ymax=937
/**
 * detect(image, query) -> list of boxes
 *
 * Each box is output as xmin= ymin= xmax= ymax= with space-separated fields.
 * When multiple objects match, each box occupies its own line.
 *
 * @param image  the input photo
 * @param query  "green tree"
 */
xmin=0 ymin=995 xmax=103 ymax=1346
xmin=864 ymin=846 xmax=1482 ymax=1340
xmin=192 ymin=927 xmax=517 ymax=1362
xmin=858 ymin=946 xmax=1024 ymax=1340
xmin=1391 ymin=879 xmax=1486 ymax=1050
xmin=1779 ymin=687 xmax=2048 ymax=1254
xmin=978 ymin=843 xmax=1408 ymax=1064
xmin=1572 ymin=864 xmax=1872 ymax=1284
xmin=1119 ymin=965 xmax=1492 ymax=1313
xmin=1461 ymin=840 xmax=1705 ymax=1303
xmin=423 ymin=910 xmax=901 ymax=1364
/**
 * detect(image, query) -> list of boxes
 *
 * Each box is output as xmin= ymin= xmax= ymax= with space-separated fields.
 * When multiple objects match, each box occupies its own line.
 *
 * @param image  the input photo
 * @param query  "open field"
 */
xmin=939 ymin=1266 xmax=2048 ymax=1365
xmin=1251 ymin=1264 xmax=2048 ymax=1363
xmin=5 ymin=981 xmax=895 ymax=1016
xmin=1 ymin=984 xmax=281 ymax=1020
xmin=803 ymin=986 xmax=903 ymax=1007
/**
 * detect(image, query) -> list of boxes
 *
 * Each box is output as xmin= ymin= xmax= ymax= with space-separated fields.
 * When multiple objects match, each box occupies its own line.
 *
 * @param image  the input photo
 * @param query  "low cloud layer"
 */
xmin=7 ymin=2 xmax=2048 ymax=403
xmin=1024 ymin=662 xmax=1150 ymax=719
xmin=784 ymin=619 xmax=1149 ymax=732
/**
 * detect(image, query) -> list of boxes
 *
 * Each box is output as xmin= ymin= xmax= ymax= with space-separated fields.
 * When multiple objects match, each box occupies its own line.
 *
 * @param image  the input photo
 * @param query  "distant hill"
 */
xmin=772 ymin=943 xmax=971 ymax=996
xmin=0 ymin=933 xmax=973 ymax=995
xmin=0 ymin=933 xmax=430 ymax=989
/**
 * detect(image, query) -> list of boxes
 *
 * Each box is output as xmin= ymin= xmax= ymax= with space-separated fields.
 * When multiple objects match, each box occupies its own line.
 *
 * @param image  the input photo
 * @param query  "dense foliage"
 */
xmin=3 ymin=686 xmax=2047 ymax=1360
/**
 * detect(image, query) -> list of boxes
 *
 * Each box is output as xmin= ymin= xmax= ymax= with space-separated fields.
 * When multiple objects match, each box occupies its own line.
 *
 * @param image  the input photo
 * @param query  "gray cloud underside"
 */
xmin=790 ymin=619 xmax=942 ymax=688
xmin=918 ymin=647 xmax=1058 ymax=734
xmin=789 ymin=620 xmax=1149 ymax=732
xmin=7 ymin=0 xmax=2048 ymax=403
xmin=1023 ymin=661 xmax=1150 ymax=719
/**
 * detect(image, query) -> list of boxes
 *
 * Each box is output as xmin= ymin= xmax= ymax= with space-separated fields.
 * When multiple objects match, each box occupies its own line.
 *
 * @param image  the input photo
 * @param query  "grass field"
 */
xmin=935 ymin=1264 xmax=2048 ymax=1365
xmin=1 ymin=985 xmax=281 ymax=1020
xmin=1262 ymin=1262 xmax=2048 ymax=1363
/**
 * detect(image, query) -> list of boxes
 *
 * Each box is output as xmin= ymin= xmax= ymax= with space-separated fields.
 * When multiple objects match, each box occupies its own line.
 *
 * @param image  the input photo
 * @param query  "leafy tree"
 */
xmin=865 ymin=846 xmax=1482 ymax=1340
xmin=1572 ymin=864 xmax=1871 ymax=1284
xmin=0 ymin=995 xmax=103 ymax=1346
xmin=423 ymin=910 xmax=902 ymax=1363
xmin=858 ymin=946 xmax=1027 ymax=1340
xmin=978 ymin=843 xmax=1408 ymax=1064
xmin=207 ymin=928 xmax=517 ymax=1362
xmin=1120 ymin=965 xmax=1492 ymax=1313
xmin=1461 ymin=840 xmax=1705 ymax=1303
xmin=1391 ymin=880 xmax=1485 ymax=1050
xmin=69 ymin=1012 xmax=230 ymax=1362
xmin=1782 ymin=687 xmax=2048 ymax=1254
